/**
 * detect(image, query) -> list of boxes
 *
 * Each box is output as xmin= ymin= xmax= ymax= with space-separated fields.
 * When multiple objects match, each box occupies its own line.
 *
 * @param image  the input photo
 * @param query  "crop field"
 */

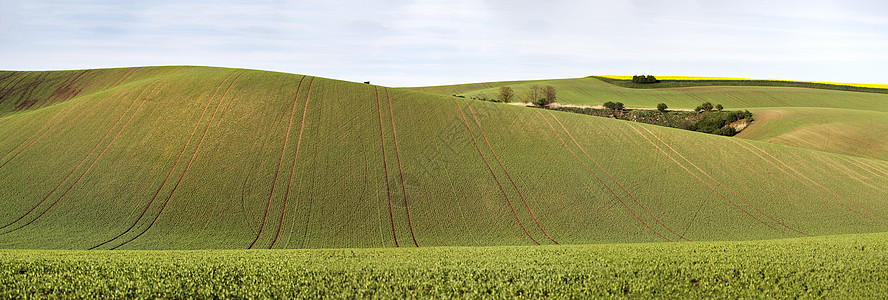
xmin=736 ymin=107 xmax=888 ymax=161
xmin=1 ymin=232 xmax=886 ymax=298
xmin=0 ymin=66 xmax=887 ymax=250
xmin=406 ymin=77 xmax=888 ymax=111
xmin=408 ymin=76 xmax=888 ymax=161
xmin=1 ymin=66 xmax=888 ymax=296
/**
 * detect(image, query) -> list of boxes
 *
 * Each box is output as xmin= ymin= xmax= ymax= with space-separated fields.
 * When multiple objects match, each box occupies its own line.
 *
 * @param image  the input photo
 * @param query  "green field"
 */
xmin=408 ymin=76 xmax=888 ymax=161
xmin=1 ymin=232 xmax=886 ymax=298
xmin=1 ymin=67 xmax=887 ymax=296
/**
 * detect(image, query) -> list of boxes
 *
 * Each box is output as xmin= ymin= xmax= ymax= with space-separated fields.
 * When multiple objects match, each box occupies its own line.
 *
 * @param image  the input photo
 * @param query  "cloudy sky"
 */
xmin=1 ymin=0 xmax=886 ymax=86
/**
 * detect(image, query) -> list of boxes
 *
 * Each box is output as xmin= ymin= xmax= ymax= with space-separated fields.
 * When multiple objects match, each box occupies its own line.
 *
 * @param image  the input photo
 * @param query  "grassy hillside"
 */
xmin=736 ymin=107 xmax=888 ymax=161
xmin=1 ymin=67 xmax=887 ymax=249
xmin=405 ymin=77 xmax=888 ymax=111
xmin=407 ymin=77 xmax=888 ymax=161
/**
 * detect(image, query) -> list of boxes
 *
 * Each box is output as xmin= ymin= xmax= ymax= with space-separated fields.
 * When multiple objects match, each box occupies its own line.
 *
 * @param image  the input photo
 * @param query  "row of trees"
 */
xmin=498 ymin=85 xmax=556 ymax=107
xmin=694 ymin=102 xmax=724 ymax=113
xmin=600 ymin=101 xmax=724 ymax=113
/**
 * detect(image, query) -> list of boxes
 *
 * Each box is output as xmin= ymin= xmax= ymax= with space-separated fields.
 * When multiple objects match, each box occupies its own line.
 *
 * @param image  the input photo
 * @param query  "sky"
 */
xmin=1 ymin=0 xmax=887 ymax=86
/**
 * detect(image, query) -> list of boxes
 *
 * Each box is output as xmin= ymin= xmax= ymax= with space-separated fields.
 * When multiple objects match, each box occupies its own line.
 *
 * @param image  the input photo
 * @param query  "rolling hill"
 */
xmin=408 ymin=76 xmax=888 ymax=161
xmin=1 ymin=67 xmax=887 ymax=250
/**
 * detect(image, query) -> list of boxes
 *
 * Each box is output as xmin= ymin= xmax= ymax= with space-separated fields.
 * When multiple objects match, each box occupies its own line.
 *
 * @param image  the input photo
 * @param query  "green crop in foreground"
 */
xmin=1 ymin=232 xmax=886 ymax=299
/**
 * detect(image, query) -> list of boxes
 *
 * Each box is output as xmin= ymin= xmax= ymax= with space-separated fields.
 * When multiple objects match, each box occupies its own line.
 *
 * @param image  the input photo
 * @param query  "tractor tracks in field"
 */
xmin=247 ymin=75 xmax=307 ymax=249
xmin=0 ymin=76 xmax=172 ymax=235
xmin=90 ymin=70 xmax=245 ymax=250
xmin=385 ymin=88 xmax=419 ymax=247
xmin=731 ymin=139 xmax=888 ymax=227
xmin=371 ymin=87 xmax=419 ymax=247
xmin=538 ymin=111 xmax=683 ymax=242
xmin=0 ymin=69 xmax=142 ymax=168
xmin=451 ymin=97 xmax=540 ymax=245
xmin=374 ymin=86 xmax=400 ymax=247
xmin=270 ymin=76 xmax=313 ymax=249
xmin=465 ymin=100 xmax=558 ymax=244
xmin=245 ymin=76 xmax=311 ymax=249
xmin=0 ymin=91 xmax=86 ymax=171
xmin=628 ymin=123 xmax=804 ymax=236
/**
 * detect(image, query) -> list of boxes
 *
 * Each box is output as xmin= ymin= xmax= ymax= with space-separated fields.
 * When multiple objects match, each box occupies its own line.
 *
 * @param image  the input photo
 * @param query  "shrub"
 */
xmin=657 ymin=103 xmax=668 ymax=113
xmin=631 ymin=75 xmax=660 ymax=84
xmin=700 ymin=102 xmax=714 ymax=112
xmin=603 ymin=101 xmax=625 ymax=111
xmin=498 ymin=86 xmax=514 ymax=103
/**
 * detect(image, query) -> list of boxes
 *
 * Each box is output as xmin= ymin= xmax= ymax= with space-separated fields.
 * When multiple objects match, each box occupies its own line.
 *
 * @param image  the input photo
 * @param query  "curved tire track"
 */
xmin=268 ymin=76 xmax=313 ymax=249
xmin=385 ymin=88 xmax=419 ymax=247
xmin=538 ymin=111 xmax=676 ymax=241
xmin=732 ymin=139 xmax=888 ymax=227
xmin=451 ymin=98 xmax=540 ymax=245
xmin=374 ymin=86 xmax=400 ymax=247
xmin=638 ymin=126 xmax=807 ymax=236
xmin=0 ymin=77 xmax=165 ymax=233
xmin=110 ymin=71 xmax=246 ymax=249
xmin=89 ymin=71 xmax=241 ymax=250
xmin=464 ymin=100 xmax=558 ymax=244
xmin=1 ymin=77 xmax=173 ymax=234
xmin=627 ymin=123 xmax=790 ymax=235
xmin=247 ymin=76 xmax=307 ymax=249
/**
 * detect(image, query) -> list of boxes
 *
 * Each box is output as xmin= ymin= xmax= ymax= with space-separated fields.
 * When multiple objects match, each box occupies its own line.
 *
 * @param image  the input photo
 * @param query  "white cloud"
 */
xmin=0 ymin=0 xmax=886 ymax=86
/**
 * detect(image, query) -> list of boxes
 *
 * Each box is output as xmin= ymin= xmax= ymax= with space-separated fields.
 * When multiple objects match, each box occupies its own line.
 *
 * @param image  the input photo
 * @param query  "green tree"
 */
xmin=543 ymin=85 xmax=556 ymax=104
xmin=524 ymin=85 xmax=542 ymax=104
xmin=700 ymin=102 xmax=714 ymax=112
xmin=498 ymin=86 xmax=514 ymax=103
xmin=716 ymin=104 xmax=724 ymax=111
xmin=657 ymin=103 xmax=668 ymax=113
xmin=604 ymin=101 xmax=625 ymax=111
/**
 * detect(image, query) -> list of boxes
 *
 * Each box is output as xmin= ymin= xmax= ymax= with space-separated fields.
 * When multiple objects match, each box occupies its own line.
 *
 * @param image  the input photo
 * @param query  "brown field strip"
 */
xmin=2 ymin=77 xmax=175 ymax=234
xmin=0 ymin=89 xmax=89 ymax=170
